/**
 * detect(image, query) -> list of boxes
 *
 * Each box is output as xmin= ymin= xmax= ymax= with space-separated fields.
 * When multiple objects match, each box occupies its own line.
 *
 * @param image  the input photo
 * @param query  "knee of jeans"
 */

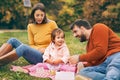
xmin=107 ymin=66 xmax=120 ymax=72
xmin=104 ymin=66 xmax=120 ymax=80
xmin=7 ymin=38 xmax=17 ymax=44
xmin=19 ymin=44 xmax=29 ymax=51
xmin=16 ymin=44 xmax=28 ymax=57
xmin=105 ymin=75 xmax=119 ymax=80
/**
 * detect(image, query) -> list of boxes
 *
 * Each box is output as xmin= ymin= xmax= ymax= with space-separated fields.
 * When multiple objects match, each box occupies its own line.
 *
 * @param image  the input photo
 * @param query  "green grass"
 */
xmin=0 ymin=32 xmax=52 ymax=80
xmin=0 ymin=31 xmax=119 ymax=80
xmin=0 ymin=31 xmax=86 ymax=80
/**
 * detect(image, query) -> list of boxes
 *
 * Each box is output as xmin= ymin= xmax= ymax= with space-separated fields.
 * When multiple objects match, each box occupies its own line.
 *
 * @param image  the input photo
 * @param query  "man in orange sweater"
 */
xmin=69 ymin=19 xmax=120 ymax=80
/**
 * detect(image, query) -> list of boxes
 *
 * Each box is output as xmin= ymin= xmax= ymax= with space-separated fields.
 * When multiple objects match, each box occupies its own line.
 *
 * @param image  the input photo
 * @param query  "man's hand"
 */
xmin=69 ymin=55 xmax=80 ymax=64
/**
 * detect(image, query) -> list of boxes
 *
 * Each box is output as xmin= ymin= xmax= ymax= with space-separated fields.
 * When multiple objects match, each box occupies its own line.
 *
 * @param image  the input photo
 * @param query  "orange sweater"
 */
xmin=80 ymin=23 xmax=120 ymax=67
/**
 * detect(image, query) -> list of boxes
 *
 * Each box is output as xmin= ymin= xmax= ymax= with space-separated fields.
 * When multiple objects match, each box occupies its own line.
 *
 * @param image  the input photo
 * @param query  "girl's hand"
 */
xmin=45 ymin=59 xmax=53 ymax=65
xmin=53 ymin=59 xmax=63 ymax=65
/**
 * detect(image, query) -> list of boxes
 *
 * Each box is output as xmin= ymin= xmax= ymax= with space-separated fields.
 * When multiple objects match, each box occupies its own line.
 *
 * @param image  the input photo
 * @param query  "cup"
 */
xmin=50 ymin=69 xmax=56 ymax=76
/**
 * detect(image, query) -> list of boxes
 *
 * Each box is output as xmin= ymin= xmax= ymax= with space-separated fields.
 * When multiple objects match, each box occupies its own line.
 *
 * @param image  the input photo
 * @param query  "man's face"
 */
xmin=72 ymin=25 xmax=87 ymax=42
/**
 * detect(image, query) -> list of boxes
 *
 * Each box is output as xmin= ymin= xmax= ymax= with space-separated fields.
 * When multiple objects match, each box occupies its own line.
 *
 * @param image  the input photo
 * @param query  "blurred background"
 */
xmin=0 ymin=0 xmax=120 ymax=32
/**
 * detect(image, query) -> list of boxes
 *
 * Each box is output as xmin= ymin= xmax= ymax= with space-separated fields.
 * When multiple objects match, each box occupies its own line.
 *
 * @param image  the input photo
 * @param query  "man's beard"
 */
xmin=80 ymin=34 xmax=87 ymax=42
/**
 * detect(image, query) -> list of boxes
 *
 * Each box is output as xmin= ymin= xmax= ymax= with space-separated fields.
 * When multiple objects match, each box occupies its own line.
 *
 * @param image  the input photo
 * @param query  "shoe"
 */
xmin=10 ymin=65 xmax=29 ymax=73
xmin=75 ymin=75 xmax=92 ymax=80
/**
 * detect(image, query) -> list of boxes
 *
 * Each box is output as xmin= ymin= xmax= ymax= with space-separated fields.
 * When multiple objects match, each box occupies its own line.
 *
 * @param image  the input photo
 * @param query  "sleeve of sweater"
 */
xmin=27 ymin=24 xmax=34 ymax=45
xmin=27 ymin=24 xmax=38 ymax=49
xmin=80 ymin=23 xmax=109 ymax=63
xmin=51 ymin=21 xmax=58 ymax=29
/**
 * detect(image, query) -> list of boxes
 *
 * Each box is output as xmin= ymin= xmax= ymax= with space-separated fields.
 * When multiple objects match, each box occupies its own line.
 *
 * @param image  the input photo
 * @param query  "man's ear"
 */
xmin=80 ymin=26 xmax=85 ymax=30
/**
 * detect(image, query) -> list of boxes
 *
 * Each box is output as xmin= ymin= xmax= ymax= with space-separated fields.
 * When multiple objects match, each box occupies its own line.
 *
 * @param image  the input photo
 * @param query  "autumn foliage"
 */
xmin=0 ymin=0 xmax=120 ymax=32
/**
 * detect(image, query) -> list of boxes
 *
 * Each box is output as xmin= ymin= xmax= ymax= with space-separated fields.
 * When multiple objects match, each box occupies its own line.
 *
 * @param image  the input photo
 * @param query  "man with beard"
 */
xmin=69 ymin=19 xmax=120 ymax=80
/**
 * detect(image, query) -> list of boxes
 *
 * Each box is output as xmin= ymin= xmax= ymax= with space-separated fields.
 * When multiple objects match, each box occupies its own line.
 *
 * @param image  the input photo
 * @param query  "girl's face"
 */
xmin=54 ymin=33 xmax=65 ymax=46
xmin=34 ymin=9 xmax=45 ymax=24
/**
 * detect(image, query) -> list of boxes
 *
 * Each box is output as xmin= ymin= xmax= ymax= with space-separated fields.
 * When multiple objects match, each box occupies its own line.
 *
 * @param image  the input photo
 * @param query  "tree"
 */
xmin=0 ymin=0 xmax=120 ymax=32
xmin=0 ymin=0 xmax=39 ymax=29
xmin=83 ymin=0 xmax=120 ymax=32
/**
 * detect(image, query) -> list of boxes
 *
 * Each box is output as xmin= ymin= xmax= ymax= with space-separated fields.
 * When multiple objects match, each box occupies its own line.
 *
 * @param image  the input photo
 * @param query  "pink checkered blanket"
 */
xmin=10 ymin=65 xmax=55 ymax=80
xmin=10 ymin=64 xmax=76 ymax=80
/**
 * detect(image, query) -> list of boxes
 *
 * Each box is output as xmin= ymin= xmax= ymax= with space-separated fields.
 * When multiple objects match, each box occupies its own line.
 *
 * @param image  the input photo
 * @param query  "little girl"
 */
xmin=27 ymin=28 xmax=76 ymax=73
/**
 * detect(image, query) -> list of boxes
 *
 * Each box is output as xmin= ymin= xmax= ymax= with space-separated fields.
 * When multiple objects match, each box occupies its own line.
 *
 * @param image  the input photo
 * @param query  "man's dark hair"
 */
xmin=70 ymin=19 xmax=92 ymax=30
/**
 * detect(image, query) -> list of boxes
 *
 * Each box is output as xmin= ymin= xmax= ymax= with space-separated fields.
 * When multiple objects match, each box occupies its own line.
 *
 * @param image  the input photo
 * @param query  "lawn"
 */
xmin=0 ymin=30 xmax=86 ymax=80
xmin=0 ymin=31 xmax=119 ymax=80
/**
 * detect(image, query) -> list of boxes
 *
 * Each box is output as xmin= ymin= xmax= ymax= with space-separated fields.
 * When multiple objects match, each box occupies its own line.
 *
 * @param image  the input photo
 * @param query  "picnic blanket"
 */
xmin=10 ymin=64 xmax=76 ymax=80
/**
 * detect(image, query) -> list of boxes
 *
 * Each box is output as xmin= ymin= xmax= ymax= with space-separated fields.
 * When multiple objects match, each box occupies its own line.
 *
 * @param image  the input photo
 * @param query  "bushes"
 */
xmin=0 ymin=0 xmax=120 ymax=32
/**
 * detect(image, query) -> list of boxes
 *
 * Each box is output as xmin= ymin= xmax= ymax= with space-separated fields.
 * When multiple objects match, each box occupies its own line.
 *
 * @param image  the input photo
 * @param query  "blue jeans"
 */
xmin=7 ymin=38 xmax=43 ymax=64
xmin=80 ymin=52 xmax=120 ymax=80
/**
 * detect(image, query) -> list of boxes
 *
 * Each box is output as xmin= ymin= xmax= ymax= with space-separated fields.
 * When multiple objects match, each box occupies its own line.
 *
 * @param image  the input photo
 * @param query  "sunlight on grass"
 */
xmin=0 ymin=32 xmax=28 ymax=45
